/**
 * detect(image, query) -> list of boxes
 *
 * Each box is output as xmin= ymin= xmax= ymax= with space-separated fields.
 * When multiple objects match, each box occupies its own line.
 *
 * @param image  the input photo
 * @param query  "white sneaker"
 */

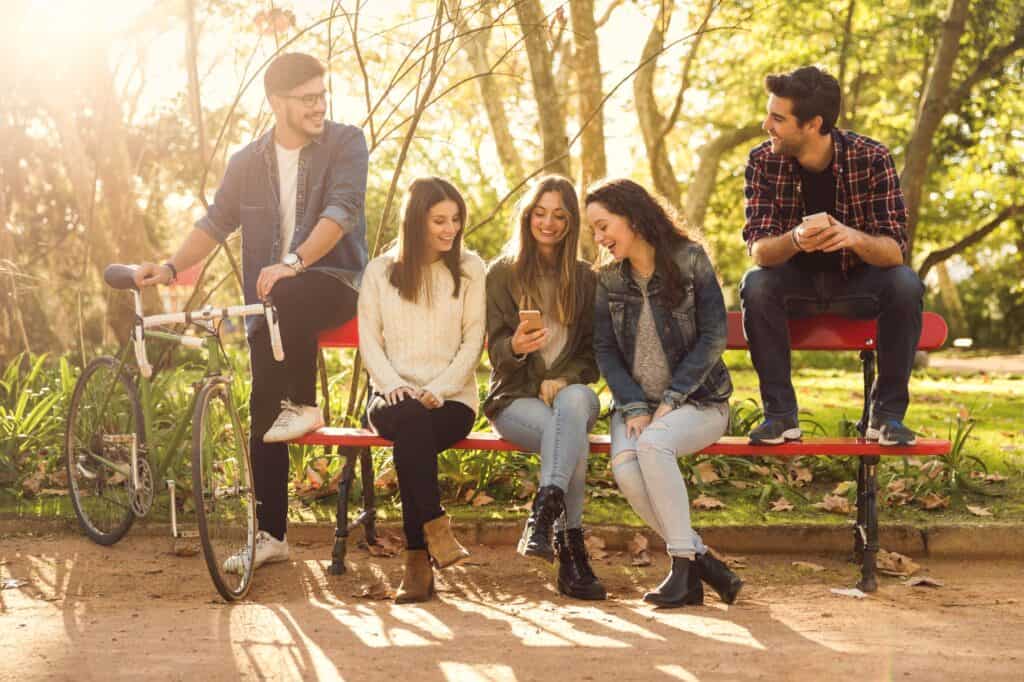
xmin=223 ymin=530 xmax=290 ymax=575
xmin=262 ymin=400 xmax=324 ymax=443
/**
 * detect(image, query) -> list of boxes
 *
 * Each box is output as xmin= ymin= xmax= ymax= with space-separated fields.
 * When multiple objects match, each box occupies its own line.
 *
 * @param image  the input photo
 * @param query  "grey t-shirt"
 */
xmin=632 ymin=274 xmax=671 ymax=403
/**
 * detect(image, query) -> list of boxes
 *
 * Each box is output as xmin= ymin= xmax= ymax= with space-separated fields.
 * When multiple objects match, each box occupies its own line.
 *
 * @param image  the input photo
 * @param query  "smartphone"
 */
xmin=802 ymin=211 xmax=830 ymax=232
xmin=518 ymin=309 xmax=543 ymax=333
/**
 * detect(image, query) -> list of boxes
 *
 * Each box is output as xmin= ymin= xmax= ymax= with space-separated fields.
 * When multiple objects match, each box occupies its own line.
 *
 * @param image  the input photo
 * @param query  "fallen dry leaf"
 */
xmin=694 ymin=460 xmax=720 ymax=484
xmin=832 ymin=481 xmax=855 ymax=496
xmin=831 ymin=587 xmax=867 ymax=599
xmin=366 ymin=533 xmax=404 ymax=558
xmin=584 ymin=535 xmax=608 ymax=560
xmin=887 ymin=478 xmax=909 ymax=493
xmin=769 ymin=497 xmax=794 ymax=512
xmin=516 ymin=477 xmax=537 ymax=499
xmin=471 ymin=492 xmax=494 ymax=507
xmin=628 ymin=533 xmax=651 ymax=566
xmin=692 ymin=494 xmax=725 ymax=510
xmin=905 ymin=576 xmax=944 ymax=588
xmin=1 ymin=578 xmax=27 ymax=590
xmin=172 ymin=542 xmax=200 ymax=557
xmin=789 ymin=466 xmax=813 ymax=487
xmin=792 ymin=561 xmax=825 ymax=572
xmin=813 ymin=494 xmax=851 ymax=514
xmin=464 ymin=488 xmax=476 ymax=503
xmin=877 ymin=549 xmax=920 ymax=577
xmin=966 ymin=505 xmax=993 ymax=517
xmin=728 ymin=480 xmax=753 ymax=489
xmin=353 ymin=580 xmax=391 ymax=600
xmin=312 ymin=458 xmax=330 ymax=476
xmin=919 ymin=492 xmax=950 ymax=510
xmin=750 ymin=465 xmax=771 ymax=477
xmin=985 ymin=473 xmax=1007 ymax=483
xmin=919 ymin=460 xmax=944 ymax=480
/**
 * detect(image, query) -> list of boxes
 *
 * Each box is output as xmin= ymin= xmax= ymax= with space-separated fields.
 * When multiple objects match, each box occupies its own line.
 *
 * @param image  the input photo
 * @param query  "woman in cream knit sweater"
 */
xmin=358 ymin=176 xmax=486 ymax=603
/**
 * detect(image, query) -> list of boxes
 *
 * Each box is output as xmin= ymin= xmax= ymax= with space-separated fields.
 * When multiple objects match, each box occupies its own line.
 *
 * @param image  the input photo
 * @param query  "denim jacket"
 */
xmin=594 ymin=240 xmax=732 ymax=420
xmin=196 ymin=121 xmax=369 ymax=336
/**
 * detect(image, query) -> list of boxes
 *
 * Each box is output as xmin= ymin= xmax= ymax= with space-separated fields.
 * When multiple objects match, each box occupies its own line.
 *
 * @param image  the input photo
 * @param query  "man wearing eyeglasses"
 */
xmin=133 ymin=52 xmax=368 ymax=573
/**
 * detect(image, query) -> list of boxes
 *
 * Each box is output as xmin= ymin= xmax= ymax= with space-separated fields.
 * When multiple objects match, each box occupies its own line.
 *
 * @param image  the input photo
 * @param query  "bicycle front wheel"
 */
xmin=65 ymin=356 xmax=144 ymax=545
xmin=192 ymin=378 xmax=256 ymax=601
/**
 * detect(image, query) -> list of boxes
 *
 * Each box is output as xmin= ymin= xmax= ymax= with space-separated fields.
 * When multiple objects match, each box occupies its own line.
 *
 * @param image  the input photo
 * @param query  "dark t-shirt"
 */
xmin=794 ymin=164 xmax=842 ymax=272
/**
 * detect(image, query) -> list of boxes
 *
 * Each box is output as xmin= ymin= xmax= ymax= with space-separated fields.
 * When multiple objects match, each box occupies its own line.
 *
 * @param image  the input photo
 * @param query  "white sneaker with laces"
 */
xmin=223 ymin=530 xmax=290 ymax=575
xmin=263 ymin=399 xmax=325 ymax=443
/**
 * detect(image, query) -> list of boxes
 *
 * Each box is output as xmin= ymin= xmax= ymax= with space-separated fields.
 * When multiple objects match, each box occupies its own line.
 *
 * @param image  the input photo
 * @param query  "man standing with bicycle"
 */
xmin=134 ymin=52 xmax=368 ymax=573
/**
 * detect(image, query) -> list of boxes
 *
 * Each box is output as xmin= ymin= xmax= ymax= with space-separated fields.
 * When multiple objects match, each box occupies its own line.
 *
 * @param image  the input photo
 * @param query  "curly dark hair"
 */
xmin=765 ymin=66 xmax=841 ymax=135
xmin=584 ymin=178 xmax=694 ymax=309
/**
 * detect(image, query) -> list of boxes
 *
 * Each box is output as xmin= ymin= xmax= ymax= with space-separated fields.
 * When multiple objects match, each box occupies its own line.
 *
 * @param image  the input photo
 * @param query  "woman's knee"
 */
xmin=553 ymin=384 xmax=600 ymax=422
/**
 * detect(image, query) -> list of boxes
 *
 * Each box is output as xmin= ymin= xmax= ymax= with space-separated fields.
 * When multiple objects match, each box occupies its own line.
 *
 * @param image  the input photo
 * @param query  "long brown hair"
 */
xmin=389 ymin=176 xmax=466 ymax=303
xmin=584 ymin=178 xmax=694 ymax=309
xmin=505 ymin=175 xmax=582 ymax=323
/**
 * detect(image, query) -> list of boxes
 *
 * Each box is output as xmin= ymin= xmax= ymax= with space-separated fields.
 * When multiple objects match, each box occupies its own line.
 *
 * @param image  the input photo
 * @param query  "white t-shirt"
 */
xmin=275 ymin=143 xmax=302 ymax=260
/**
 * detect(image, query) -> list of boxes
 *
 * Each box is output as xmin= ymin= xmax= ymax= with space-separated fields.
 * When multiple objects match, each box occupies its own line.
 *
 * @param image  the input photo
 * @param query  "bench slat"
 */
xmin=294 ymin=427 xmax=950 ymax=457
xmin=319 ymin=311 xmax=948 ymax=351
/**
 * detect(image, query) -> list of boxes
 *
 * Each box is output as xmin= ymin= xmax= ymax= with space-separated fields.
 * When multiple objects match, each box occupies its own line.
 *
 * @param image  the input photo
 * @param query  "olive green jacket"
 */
xmin=482 ymin=256 xmax=599 ymax=419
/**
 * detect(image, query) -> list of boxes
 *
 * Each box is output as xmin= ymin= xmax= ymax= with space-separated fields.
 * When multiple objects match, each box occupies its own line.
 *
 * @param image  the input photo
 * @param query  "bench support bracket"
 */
xmin=329 ymin=446 xmax=378 ymax=575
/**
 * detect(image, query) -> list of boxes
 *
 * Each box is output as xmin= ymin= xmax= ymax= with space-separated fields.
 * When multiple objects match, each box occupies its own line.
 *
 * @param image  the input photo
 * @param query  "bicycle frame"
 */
xmin=81 ymin=289 xmax=282 ymax=537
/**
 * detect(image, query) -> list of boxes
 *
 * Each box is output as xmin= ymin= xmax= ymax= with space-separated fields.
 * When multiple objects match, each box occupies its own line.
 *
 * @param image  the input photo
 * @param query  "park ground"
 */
xmin=2 ymin=533 xmax=1023 ymax=681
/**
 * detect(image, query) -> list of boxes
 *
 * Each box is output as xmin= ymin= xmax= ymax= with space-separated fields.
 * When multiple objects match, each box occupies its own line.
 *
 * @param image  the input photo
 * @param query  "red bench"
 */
xmin=295 ymin=311 xmax=950 ymax=592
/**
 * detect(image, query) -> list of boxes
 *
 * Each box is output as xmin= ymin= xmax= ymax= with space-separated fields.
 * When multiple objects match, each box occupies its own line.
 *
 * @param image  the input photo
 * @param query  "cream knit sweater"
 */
xmin=358 ymin=250 xmax=486 ymax=412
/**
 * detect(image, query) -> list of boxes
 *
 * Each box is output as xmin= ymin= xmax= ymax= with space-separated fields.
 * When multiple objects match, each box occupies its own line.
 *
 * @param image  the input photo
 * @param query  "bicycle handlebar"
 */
xmin=105 ymin=264 xmax=284 ymax=377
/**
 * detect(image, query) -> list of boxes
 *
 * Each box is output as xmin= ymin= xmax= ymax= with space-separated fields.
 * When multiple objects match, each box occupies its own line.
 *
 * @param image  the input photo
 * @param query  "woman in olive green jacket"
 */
xmin=483 ymin=175 xmax=605 ymax=600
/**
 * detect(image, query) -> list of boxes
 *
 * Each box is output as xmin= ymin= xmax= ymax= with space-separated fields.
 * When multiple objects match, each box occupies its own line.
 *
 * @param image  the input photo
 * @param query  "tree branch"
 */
xmin=917 ymin=204 xmax=1024 ymax=280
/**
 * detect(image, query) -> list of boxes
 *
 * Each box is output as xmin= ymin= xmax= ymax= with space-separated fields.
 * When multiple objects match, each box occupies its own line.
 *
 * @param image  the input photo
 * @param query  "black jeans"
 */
xmin=249 ymin=272 xmax=358 ymax=540
xmin=739 ymin=262 xmax=924 ymax=422
xmin=367 ymin=396 xmax=475 ymax=550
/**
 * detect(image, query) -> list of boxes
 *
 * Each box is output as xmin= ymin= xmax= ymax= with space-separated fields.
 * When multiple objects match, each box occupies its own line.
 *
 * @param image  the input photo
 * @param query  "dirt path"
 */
xmin=2 ymin=533 xmax=1022 ymax=681
xmin=927 ymin=354 xmax=1024 ymax=374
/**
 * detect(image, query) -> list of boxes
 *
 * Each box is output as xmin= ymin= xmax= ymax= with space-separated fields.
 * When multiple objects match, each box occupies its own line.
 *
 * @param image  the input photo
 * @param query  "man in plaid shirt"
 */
xmin=739 ymin=66 xmax=924 ymax=446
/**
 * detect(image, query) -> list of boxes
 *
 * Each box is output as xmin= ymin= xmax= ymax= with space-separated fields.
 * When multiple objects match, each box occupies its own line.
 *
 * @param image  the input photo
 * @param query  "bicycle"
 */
xmin=64 ymin=264 xmax=284 ymax=601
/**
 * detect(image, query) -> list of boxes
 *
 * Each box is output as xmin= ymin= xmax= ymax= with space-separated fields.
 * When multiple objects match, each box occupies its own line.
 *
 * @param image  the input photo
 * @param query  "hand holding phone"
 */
xmin=511 ymin=309 xmax=548 ymax=355
xmin=795 ymin=212 xmax=832 ymax=250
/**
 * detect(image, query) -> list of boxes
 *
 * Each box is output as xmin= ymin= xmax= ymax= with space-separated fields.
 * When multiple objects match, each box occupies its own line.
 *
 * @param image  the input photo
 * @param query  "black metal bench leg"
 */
xmin=853 ymin=457 xmax=867 ymax=563
xmin=329 ymin=447 xmax=358 ymax=576
xmin=359 ymin=447 xmax=377 ymax=545
xmin=856 ymin=455 xmax=880 ymax=593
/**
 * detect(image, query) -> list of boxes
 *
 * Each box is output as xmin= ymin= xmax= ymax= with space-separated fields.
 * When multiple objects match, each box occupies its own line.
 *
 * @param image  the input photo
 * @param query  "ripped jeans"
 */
xmin=610 ymin=401 xmax=730 ymax=557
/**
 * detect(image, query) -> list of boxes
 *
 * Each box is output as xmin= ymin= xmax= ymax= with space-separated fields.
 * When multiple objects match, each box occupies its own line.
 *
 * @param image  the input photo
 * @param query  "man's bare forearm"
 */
xmin=294 ymin=217 xmax=345 ymax=267
xmin=850 ymin=233 xmax=904 ymax=267
xmin=750 ymin=231 xmax=800 ymax=267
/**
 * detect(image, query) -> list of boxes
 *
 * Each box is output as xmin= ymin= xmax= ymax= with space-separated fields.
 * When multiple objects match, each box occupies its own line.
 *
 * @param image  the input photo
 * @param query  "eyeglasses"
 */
xmin=278 ymin=90 xmax=328 ymax=107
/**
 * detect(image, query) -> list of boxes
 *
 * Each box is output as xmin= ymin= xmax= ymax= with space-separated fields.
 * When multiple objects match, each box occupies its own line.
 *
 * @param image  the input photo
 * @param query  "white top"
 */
xmin=358 ymin=250 xmax=487 ymax=412
xmin=275 ymin=143 xmax=302 ymax=260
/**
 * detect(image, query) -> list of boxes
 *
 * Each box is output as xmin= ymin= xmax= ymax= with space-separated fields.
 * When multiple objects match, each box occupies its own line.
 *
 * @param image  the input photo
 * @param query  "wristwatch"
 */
xmin=282 ymin=252 xmax=305 ymax=273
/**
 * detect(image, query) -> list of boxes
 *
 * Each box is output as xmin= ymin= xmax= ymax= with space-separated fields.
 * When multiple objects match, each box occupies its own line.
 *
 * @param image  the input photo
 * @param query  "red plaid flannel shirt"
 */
xmin=742 ymin=130 xmax=908 ymax=273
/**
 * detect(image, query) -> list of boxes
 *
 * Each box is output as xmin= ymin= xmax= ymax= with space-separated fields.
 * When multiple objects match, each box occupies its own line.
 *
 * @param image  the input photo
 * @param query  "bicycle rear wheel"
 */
xmin=65 ymin=356 xmax=143 ymax=545
xmin=192 ymin=377 xmax=255 ymax=601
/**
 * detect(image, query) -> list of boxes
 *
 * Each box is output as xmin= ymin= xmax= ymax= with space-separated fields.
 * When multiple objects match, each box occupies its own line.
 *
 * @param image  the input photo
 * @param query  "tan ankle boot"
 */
xmin=422 ymin=514 xmax=470 ymax=568
xmin=395 ymin=549 xmax=434 ymax=604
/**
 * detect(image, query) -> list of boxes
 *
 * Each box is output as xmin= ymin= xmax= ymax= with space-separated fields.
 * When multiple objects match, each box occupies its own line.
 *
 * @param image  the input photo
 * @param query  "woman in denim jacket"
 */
xmin=587 ymin=178 xmax=743 ymax=608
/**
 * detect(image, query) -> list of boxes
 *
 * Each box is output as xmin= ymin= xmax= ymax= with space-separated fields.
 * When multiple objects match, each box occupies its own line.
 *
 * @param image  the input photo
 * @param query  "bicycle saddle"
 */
xmin=104 ymin=264 xmax=140 ymax=290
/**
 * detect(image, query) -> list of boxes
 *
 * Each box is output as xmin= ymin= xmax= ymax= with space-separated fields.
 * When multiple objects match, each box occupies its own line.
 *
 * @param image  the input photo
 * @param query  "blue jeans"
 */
xmin=740 ymin=262 xmax=924 ymax=421
xmin=610 ymin=401 xmax=729 ymax=557
xmin=490 ymin=384 xmax=600 ymax=531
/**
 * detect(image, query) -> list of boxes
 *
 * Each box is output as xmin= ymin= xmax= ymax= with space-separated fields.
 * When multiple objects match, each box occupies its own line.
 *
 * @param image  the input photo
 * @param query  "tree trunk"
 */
xmin=684 ymin=124 xmax=763 ymax=229
xmin=448 ymin=1 xmax=525 ymax=183
xmin=569 ymin=0 xmax=605 ymax=260
xmin=934 ymin=262 xmax=967 ymax=336
xmin=900 ymin=0 xmax=969 ymax=256
xmin=633 ymin=1 xmax=679 ymax=208
xmin=515 ymin=0 xmax=571 ymax=177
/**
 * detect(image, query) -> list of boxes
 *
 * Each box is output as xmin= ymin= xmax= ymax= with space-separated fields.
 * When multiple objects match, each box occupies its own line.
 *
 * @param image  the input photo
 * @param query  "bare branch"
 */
xmin=917 ymin=204 xmax=1024 ymax=280
xmin=595 ymin=0 xmax=625 ymax=28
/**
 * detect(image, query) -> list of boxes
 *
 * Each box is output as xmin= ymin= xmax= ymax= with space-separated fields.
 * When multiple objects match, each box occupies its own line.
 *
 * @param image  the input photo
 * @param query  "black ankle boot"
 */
xmin=696 ymin=551 xmax=743 ymax=604
xmin=555 ymin=529 xmax=607 ymax=601
xmin=517 ymin=485 xmax=565 ymax=563
xmin=643 ymin=556 xmax=703 ymax=608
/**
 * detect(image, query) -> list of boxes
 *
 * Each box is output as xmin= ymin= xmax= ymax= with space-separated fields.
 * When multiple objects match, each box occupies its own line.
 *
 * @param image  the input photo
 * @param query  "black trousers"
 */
xmin=367 ymin=396 xmax=475 ymax=549
xmin=739 ymin=262 xmax=924 ymax=422
xmin=249 ymin=271 xmax=357 ymax=540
